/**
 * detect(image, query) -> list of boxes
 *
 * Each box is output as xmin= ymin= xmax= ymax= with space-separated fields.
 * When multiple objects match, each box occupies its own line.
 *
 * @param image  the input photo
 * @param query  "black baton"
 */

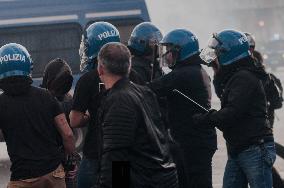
xmin=173 ymin=89 xmax=209 ymax=113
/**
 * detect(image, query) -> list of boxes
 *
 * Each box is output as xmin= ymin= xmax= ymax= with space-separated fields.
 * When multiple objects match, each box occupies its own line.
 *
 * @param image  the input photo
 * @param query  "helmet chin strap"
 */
xmin=171 ymin=48 xmax=181 ymax=68
xmin=168 ymin=56 xmax=177 ymax=69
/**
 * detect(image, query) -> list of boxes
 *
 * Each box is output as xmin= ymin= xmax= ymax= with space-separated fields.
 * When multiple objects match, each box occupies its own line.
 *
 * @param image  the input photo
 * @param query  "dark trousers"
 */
xmin=170 ymin=141 xmax=215 ymax=188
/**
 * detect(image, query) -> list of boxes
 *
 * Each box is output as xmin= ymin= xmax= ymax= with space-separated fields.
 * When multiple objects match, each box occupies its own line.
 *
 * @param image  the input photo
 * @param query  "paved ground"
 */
xmin=0 ymin=69 xmax=284 ymax=188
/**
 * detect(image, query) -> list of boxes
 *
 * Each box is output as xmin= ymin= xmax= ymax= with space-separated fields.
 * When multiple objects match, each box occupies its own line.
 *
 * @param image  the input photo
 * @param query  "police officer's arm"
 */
xmin=54 ymin=114 xmax=75 ymax=154
xmin=48 ymin=93 xmax=76 ymax=154
xmin=70 ymin=74 xmax=95 ymax=128
xmin=70 ymin=110 xmax=90 ymax=128
xmin=99 ymin=96 xmax=137 ymax=187
xmin=148 ymin=71 xmax=176 ymax=97
xmin=210 ymin=73 xmax=257 ymax=129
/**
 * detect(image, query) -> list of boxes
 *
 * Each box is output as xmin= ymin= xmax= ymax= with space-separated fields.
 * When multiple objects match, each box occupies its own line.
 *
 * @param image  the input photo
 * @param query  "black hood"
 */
xmin=0 ymin=76 xmax=32 ymax=96
xmin=40 ymin=58 xmax=73 ymax=100
xmin=213 ymin=56 xmax=267 ymax=98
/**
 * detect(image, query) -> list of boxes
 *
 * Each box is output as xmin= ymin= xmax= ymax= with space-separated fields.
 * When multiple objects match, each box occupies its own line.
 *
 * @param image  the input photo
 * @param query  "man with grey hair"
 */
xmin=96 ymin=42 xmax=178 ymax=188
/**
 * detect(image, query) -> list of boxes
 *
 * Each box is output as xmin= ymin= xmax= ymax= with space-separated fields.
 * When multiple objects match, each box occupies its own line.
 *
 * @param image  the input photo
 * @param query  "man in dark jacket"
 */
xmin=198 ymin=30 xmax=275 ymax=188
xmin=96 ymin=42 xmax=178 ymax=188
xmin=148 ymin=29 xmax=217 ymax=188
xmin=128 ymin=22 xmax=163 ymax=82
xmin=0 ymin=43 xmax=75 ymax=188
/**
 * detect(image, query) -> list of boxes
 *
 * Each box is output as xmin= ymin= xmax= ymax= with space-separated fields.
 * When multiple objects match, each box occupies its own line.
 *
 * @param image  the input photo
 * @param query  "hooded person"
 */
xmin=41 ymin=58 xmax=80 ymax=188
xmin=41 ymin=58 xmax=73 ymax=119
xmin=245 ymin=32 xmax=284 ymax=188
xmin=197 ymin=30 xmax=275 ymax=188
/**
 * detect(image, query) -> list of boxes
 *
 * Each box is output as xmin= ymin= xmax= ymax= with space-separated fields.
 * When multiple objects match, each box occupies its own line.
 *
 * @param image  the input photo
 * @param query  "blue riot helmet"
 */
xmin=79 ymin=21 xmax=120 ymax=72
xmin=200 ymin=30 xmax=250 ymax=66
xmin=128 ymin=22 xmax=163 ymax=56
xmin=159 ymin=29 xmax=199 ymax=68
xmin=0 ymin=43 xmax=33 ymax=80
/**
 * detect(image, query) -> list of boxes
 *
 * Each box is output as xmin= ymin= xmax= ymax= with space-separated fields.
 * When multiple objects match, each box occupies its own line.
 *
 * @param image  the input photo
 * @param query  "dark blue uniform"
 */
xmin=149 ymin=55 xmax=217 ymax=188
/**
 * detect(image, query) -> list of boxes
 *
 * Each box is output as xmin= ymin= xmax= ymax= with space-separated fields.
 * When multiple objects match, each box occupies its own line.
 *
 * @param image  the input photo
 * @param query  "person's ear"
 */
xmin=97 ymin=63 xmax=104 ymax=77
xmin=128 ymin=61 xmax=132 ymax=74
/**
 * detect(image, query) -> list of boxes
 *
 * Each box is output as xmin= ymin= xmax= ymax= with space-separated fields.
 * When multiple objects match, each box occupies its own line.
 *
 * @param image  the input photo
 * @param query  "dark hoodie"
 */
xmin=41 ymin=58 xmax=73 ymax=101
xmin=41 ymin=58 xmax=73 ymax=121
xmin=213 ymin=56 xmax=269 ymax=99
xmin=211 ymin=57 xmax=273 ymax=156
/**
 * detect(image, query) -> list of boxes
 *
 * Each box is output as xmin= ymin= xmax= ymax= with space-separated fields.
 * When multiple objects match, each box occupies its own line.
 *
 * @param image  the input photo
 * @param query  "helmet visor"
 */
xmin=79 ymin=35 xmax=89 ymax=72
xmin=159 ymin=44 xmax=174 ymax=68
xmin=199 ymin=36 xmax=220 ymax=64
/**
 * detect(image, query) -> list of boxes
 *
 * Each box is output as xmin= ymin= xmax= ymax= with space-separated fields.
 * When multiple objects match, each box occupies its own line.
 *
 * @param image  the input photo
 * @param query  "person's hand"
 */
xmin=192 ymin=109 xmax=217 ymax=128
xmin=66 ymin=164 xmax=78 ymax=179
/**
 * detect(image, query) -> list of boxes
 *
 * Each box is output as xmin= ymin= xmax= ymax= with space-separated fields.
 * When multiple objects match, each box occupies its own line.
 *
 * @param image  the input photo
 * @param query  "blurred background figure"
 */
xmin=245 ymin=32 xmax=284 ymax=188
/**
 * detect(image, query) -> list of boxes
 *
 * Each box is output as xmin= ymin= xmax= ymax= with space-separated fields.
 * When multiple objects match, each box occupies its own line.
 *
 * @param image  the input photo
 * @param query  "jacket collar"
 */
xmin=107 ymin=77 xmax=130 ymax=94
xmin=173 ymin=54 xmax=203 ymax=69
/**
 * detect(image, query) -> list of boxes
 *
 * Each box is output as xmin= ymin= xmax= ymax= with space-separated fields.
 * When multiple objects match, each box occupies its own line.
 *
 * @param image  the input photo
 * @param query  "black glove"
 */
xmin=192 ymin=109 xmax=217 ymax=128
xmin=63 ymin=152 xmax=81 ymax=172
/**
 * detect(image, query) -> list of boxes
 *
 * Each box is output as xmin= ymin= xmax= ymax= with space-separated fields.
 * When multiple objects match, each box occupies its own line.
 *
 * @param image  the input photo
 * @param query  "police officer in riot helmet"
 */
xmin=245 ymin=32 xmax=284 ymax=188
xmin=69 ymin=22 xmax=121 ymax=188
xmin=148 ymin=29 xmax=217 ymax=188
xmin=70 ymin=21 xmax=142 ymax=188
xmin=128 ymin=22 xmax=163 ymax=82
xmin=0 ymin=43 xmax=75 ymax=187
xmin=197 ymin=30 xmax=275 ymax=188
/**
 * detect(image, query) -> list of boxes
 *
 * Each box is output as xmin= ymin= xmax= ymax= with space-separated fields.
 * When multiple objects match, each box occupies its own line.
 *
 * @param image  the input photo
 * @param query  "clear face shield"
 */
xmin=159 ymin=44 xmax=175 ymax=68
xmin=79 ymin=34 xmax=89 ymax=72
xmin=199 ymin=34 xmax=220 ymax=65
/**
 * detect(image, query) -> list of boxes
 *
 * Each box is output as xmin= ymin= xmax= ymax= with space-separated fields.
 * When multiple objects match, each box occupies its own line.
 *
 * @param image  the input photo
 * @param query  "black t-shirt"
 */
xmin=72 ymin=69 xmax=102 ymax=159
xmin=0 ymin=86 xmax=64 ymax=180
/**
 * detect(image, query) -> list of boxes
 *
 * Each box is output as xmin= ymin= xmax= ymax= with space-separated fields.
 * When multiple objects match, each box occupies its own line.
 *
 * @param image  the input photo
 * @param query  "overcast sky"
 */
xmin=145 ymin=0 xmax=223 ymax=47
